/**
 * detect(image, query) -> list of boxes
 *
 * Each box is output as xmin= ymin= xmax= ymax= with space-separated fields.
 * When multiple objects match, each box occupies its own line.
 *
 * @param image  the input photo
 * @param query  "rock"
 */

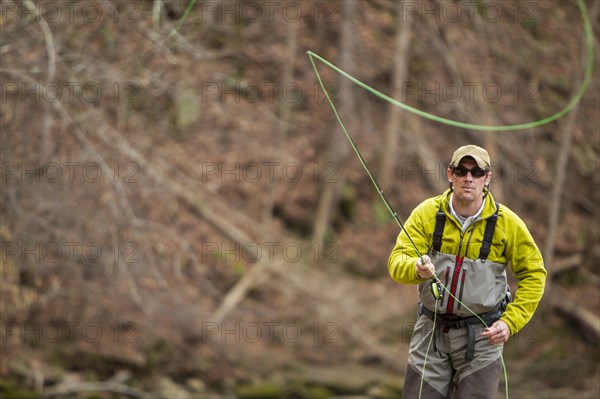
xmin=298 ymin=385 xmax=333 ymax=399
xmin=185 ymin=377 xmax=206 ymax=393
xmin=289 ymin=365 xmax=380 ymax=395
xmin=284 ymin=382 xmax=332 ymax=399
xmin=174 ymin=83 xmax=201 ymax=137
xmin=235 ymin=382 xmax=282 ymax=399
xmin=157 ymin=376 xmax=192 ymax=399
xmin=367 ymin=382 xmax=403 ymax=399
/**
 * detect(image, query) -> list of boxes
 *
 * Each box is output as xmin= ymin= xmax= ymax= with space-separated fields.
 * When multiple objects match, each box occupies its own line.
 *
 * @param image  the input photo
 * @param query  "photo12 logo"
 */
xmin=399 ymin=1 xmax=539 ymax=24
xmin=195 ymin=1 xmax=340 ymax=23
xmin=1 ymin=241 xmax=139 ymax=265
xmin=199 ymin=161 xmax=339 ymax=184
xmin=1 ymin=162 xmax=139 ymax=184
xmin=1 ymin=81 xmax=139 ymax=105
xmin=201 ymin=241 xmax=338 ymax=265
xmin=401 ymin=81 xmax=539 ymax=104
xmin=1 ymin=322 xmax=140 ymax=344
xmin=201 ymin=321 xmax=340 ymax=344
xmin=200 ymin=81 xmax=338 ymax=104
xmin=1 ymin=1 xmax=141 ymax=24
xmin=396 ymin=161 xmax=540 ymax=184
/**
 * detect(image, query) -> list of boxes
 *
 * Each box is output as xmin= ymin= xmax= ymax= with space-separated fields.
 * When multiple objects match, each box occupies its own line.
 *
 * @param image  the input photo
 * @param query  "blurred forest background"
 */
xmin=1 ymin=0 xmax=599 ymax=398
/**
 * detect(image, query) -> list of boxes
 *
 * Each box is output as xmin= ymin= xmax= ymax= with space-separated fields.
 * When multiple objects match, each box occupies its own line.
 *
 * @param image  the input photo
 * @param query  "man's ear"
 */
xmin=447 ymin=167 xmax=454 ymax=191
xmin=485 ymin=171 xmax=492 ymax=185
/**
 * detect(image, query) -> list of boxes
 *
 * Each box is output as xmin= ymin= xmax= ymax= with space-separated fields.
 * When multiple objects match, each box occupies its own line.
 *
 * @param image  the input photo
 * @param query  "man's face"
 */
xmin=447 ymin=158 xmax=491 ymax=203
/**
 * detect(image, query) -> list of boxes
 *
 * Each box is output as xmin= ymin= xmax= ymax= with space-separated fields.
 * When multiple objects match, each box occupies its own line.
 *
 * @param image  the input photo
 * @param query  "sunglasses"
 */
xmin=452 ymin=165 xmax=488 ymax=178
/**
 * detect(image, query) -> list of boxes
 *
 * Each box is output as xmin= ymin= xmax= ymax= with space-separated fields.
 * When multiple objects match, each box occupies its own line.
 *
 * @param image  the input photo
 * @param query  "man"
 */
xmin=388 ymin=145 xmax=546 ymax=399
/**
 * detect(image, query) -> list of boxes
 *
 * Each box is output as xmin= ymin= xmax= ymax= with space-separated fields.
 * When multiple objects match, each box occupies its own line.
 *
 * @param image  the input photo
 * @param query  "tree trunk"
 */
xmin=543 ymin=103 xmax=579 ymax=290
xmin=542 ymin=12 xmax=590 ymax=288
xmin=380 ymin=1 xmax=413 ymax=190
xmin=313 ymin=0 xmax=356 ymax=246
xmin=262 ymin=16 xmax=299 ymax=224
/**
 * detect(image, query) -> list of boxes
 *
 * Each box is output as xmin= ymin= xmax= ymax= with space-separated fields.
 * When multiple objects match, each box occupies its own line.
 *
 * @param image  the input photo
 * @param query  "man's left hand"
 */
xmin=481 ymin=320 xmax=511 ymax=344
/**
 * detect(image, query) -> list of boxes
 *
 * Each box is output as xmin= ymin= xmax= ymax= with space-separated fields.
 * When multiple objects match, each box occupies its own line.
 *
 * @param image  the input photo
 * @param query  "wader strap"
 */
xmin=433 ymin=202 xmax=500 ymax=257
xmin=479 ymin=202 xmax=500 ymax=261
xmin=466 ymin=324 xmax=476 ymax=360
xmin=432 ymin=204 xmax=446 ymax=252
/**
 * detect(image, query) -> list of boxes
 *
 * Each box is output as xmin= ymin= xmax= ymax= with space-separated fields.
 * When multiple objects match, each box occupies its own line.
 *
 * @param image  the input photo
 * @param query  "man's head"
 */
xmin=447 ymin=145 xmax=492 ymax=204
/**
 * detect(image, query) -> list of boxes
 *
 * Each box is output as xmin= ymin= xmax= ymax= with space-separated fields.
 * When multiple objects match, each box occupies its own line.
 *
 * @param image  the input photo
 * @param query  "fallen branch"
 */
xmin=43 ymin=381 xmax=150 ymax=399
xmin=551 ymin=254 xmax=583 ymax=275
xmin=210 ymin=260 xmax=273 ymax=323
xmin=550 ymin=296 xmax=600 ymax=346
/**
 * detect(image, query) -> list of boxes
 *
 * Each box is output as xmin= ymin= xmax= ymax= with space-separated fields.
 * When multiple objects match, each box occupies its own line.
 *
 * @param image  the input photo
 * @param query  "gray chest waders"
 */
xmin=421 ymin=201 xmax=509 ymax=361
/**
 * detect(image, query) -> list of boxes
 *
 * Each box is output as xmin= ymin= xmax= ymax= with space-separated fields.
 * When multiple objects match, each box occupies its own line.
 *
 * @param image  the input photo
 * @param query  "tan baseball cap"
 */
xmin=450 ymin=145 xmax=491 ymax=169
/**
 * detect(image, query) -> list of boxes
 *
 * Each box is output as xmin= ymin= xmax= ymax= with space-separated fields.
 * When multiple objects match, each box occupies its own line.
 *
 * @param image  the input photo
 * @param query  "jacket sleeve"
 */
xmin=499 ymin=209 xmax=547 ymax=335
xmin=388 ymin=200 xmax=434 ymax=285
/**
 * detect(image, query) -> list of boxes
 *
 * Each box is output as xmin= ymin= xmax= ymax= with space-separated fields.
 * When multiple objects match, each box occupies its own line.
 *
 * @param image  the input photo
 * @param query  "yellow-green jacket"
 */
xmin=388 ymin=189 xmax=546 ymax=335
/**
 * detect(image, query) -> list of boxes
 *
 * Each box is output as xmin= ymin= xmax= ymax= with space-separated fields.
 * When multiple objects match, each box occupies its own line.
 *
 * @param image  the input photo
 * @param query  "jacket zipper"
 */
xmin=456 ymin=228 xmax=475 ymax=311
xmin=446 ymin=256 xmax=464 ymax=314
xmin=445 ymin=226 xmax=476 ymax=314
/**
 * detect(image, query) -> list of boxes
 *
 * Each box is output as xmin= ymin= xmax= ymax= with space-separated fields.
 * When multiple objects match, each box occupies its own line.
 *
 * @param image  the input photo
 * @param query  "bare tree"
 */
xmin=313 ymin=0 xmax=356 ymax=247
xmin=263 ymin=11 xmax=300 ymax=223
xmin=380 ymin=1 xmax=414 ymax=190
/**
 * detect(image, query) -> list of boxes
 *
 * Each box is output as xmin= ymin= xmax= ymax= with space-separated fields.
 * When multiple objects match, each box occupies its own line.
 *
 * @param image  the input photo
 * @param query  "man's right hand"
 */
xmin=416 ymin=255 xmax=436 ymax=279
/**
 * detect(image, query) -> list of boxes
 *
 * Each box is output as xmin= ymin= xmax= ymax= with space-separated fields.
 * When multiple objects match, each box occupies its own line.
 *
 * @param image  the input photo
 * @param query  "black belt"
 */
xmin=419 ymin=303 xmax=502 ymax=361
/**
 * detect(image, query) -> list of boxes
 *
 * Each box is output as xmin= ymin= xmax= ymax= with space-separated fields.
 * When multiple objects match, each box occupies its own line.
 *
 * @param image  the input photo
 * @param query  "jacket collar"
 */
xmin=441 ymin=188 xmax=498 ymax=220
